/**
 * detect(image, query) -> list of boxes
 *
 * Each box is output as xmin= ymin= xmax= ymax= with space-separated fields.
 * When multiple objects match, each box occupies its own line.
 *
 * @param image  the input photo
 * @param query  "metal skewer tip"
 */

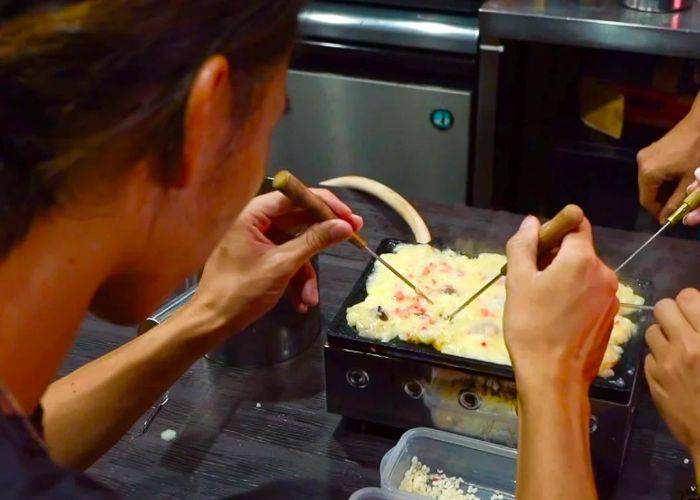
xmin=614 ymin=222 xmax=669 ymax=274
xmin=620 ymin=303 xmax=654 ymax=312
xmin=364 ymin=247 xmax=434 ymax=304
xmin=448 ymin=272 xmax=503 ymax=321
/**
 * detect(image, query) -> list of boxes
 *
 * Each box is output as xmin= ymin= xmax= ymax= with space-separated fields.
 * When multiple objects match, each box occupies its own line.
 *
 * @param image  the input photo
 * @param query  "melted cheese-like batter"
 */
xmin=347 ymin=244 xmax=644 ymax=378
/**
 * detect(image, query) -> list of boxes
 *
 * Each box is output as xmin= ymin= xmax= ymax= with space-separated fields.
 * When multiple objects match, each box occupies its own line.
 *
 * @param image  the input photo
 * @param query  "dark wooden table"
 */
xmin=63 ymin=190 xmax=700 ymax=499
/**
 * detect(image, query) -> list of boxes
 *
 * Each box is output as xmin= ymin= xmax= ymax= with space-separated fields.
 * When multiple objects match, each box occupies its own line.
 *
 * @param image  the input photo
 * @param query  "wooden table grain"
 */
xmin=63 ymin=190 xmax=700 ymax=499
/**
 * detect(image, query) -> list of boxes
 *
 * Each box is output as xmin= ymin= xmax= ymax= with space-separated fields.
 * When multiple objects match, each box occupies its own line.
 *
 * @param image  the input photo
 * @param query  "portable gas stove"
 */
xmin=325 ymin=239 xmax=652 ymax=497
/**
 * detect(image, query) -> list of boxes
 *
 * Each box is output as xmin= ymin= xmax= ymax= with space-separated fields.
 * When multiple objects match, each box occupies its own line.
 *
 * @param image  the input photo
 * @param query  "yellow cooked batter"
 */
xmin=346 ymin=244 xmax=644 ymax=378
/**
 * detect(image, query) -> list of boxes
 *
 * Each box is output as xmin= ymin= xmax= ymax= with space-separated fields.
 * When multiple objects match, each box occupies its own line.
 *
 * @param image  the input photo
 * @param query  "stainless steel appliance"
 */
xmin=339 ymin=0 xmax=481 ymax=14
xmin=325 ymin=239 xmax=652 ymax=497
xmin=269 ymin=2 xmax=480 ymax=204
xmin=622 ymin=0 xmax=693 ymax=12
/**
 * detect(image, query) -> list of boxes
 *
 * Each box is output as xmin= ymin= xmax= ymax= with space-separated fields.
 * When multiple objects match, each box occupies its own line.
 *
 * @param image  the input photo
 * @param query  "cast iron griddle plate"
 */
xmin=327 ymin=239 xmax=653 ymax=403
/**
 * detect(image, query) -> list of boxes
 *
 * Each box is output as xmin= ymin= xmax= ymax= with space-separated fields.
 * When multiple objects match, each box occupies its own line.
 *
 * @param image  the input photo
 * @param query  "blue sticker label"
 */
xmin=431 ymin=109 xmax=454 ymax=131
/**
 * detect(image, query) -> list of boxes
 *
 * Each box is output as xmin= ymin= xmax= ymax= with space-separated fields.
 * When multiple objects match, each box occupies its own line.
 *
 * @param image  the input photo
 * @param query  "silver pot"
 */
xmin=621 ymin=0 xmax=693 ymax=12
xmin=138 ymin=258 xmax=321 ymax=368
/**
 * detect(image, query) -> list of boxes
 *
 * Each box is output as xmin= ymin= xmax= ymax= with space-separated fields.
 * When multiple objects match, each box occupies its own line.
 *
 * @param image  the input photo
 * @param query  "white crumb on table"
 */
xmin=160 ymin=429 xmax=178 ymax=442
xmin=256 ymin=403 xmax=262 ymax=409
xmin=684 ymin=458 xmax=691 ymax=465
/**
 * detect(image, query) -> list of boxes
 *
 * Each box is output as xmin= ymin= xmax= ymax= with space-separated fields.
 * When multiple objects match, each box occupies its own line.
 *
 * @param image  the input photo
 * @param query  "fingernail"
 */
xmin=520 ymin=215 xmax=537 ymax=229
xmin=330 ymin=221 xmax=352 ymax=240
xmin=695 ymin=167 xmax=700 ymax=179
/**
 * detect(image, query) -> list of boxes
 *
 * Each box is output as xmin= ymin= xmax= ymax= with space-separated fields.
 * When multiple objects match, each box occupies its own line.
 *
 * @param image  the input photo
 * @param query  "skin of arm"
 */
xmin=516 ymin=377 xmax=593 ymax=500
xmin=41 ymin=304 xmax=223 ymax=470
xmin=637 ymin=91 xmax=700 ymax=224
xmin=504 ymin=215 xmax=619 ymax=500
xmin=40 ymin=190 xmax=362 ymax=470
xmin=645 ymin=288 xmax=700 ymax=488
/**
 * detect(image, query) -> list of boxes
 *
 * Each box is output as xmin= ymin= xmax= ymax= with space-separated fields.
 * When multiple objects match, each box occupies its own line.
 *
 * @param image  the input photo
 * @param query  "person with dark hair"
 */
xmin=0 ymin=1 xmax=363 ymax=497
xmin=0 ymin=2 xmax=627 ymax=499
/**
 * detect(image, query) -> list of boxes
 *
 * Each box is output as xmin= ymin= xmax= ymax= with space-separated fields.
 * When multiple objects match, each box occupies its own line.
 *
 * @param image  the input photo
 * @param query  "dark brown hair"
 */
xmin=0 ymin=0 xmax=305 ymax=256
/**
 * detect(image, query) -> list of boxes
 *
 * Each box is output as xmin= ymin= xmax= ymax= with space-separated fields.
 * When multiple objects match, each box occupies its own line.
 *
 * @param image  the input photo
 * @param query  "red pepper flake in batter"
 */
xmin=395 ymin=291 xmax=406 ymax=301
xmin=480 ymin=308 xmax=491 ymax=317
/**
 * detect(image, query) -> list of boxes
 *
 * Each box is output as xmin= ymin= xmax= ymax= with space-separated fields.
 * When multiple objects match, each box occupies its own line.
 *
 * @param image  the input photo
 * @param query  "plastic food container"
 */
xmin=378 ymin=427 xmax=517 ymax=499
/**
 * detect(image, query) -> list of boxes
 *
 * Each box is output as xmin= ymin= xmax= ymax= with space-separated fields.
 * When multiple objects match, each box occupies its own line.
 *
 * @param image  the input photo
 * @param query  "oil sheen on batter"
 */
xmin=346 ymin=244 xmax=644 ymax=378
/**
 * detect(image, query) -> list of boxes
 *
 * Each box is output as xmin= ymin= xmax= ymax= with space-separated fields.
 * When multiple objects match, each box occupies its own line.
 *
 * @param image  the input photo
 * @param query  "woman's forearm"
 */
xmin=40 ymin=304 xmax=224 ymax=470
xmin=516 ymin=377 xmax=597 ymax=500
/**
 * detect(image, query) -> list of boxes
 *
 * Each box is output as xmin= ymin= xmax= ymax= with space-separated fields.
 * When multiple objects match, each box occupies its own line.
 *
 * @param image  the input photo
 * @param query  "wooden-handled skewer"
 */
xmin=272 ymin=170 xmax=434 ymax=304
xmin=448 ymin=204 xmax=585 ymax=321
xmin=272 ymin=170 xmax=368 ymax=250
xmin=615 ymin=189 xmax=700 ymax=273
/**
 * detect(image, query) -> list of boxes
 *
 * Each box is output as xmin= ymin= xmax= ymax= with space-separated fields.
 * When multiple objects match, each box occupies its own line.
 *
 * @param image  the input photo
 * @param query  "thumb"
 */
xmin=277 ymin=219 xmax=354 ymax=269
xmin=505 ymin=215 xmax=540 ymax=282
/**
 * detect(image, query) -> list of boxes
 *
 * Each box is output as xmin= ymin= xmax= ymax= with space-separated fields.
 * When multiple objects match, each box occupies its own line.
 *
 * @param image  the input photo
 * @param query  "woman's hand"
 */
xmin=504 ymin=215 xmax=620 ymax=392
xmin=638 ymin=93 xmax=700 ymax=224
xmin=188 ymin=189 xmax=362 ymax=336
xmin=645 ymin=289 xmax=700 ymax=464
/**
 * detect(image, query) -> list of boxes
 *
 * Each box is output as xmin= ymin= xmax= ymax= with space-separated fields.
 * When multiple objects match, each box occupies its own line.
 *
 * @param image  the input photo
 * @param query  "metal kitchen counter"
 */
xmin=481 ymin=0 xmax=700 ymax=59
xmin=473 ymin=0 xmax=700 ymax=208
xmin=65 ymin=190 xmax=698 ymax=499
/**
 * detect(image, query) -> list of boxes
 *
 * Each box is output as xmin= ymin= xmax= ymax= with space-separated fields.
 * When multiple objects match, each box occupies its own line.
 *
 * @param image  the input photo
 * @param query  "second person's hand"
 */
xmin=504 ymin=215 xmax=620 ymax=392
xmin=503 ymin=214 xmax=619 ymax=500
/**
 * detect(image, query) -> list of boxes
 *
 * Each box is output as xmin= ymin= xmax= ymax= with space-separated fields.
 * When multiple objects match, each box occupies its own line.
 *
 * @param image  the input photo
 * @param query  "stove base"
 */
xmin=326 ymin=345 xmax=638 ymax=498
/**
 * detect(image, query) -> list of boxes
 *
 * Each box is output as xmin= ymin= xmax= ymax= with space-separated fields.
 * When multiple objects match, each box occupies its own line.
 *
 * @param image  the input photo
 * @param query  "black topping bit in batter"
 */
xmin=377 ymin=306 xmax=389 ymax=321
xmin=442 ymin=285 xmax=457 ymax=295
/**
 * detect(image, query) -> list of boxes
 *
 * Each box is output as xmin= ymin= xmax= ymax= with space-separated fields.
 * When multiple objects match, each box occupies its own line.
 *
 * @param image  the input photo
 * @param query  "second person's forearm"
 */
xmin=516 ymin=378 xmax=598 ymax=500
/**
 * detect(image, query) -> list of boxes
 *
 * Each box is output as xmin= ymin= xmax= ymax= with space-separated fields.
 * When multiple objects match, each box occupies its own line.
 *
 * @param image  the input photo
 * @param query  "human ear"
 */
xmin=179 ymin=55 xmax=234 ymax=188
